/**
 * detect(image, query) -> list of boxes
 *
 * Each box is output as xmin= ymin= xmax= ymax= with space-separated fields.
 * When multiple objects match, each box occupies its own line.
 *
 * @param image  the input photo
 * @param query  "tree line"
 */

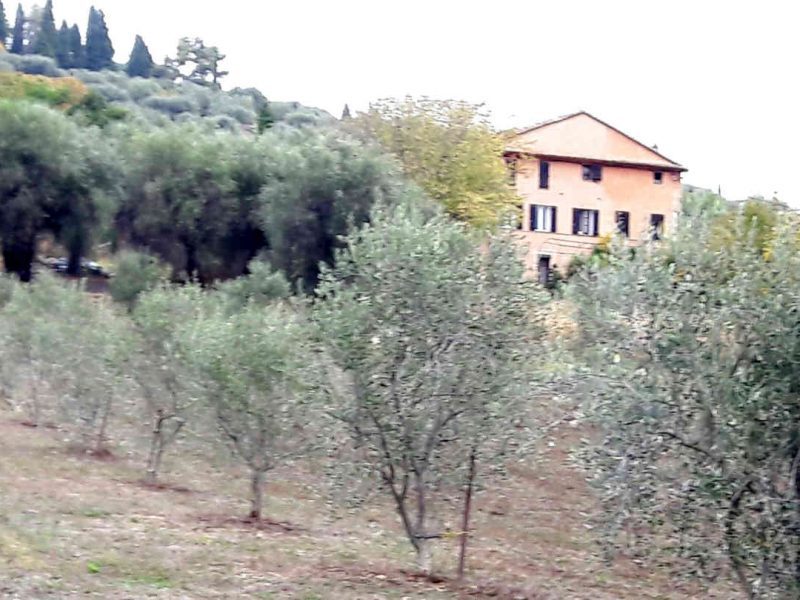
xmin=0 ymin=1 xmax=229 ymax=85
xmin=0 ymin=90 xmax=517 ymax=289
xmin=1 ymin=1 xmax=113 ymax=70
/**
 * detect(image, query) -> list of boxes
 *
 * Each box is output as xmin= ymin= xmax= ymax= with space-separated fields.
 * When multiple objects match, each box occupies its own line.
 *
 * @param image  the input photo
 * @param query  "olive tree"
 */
xmin=314 ymin=203 xmax=548 ymax=574
xmin=0 ymin=274 xmax=61 ymax=423
xmin=0 ymin=101 xmax=114 ymax=280
xmin=568 ymin=208 xmax=800 ymax=599
xmin=258 ymin=128 xmax=410 ymax=291
xmin=130 ymin=284 xmax=209 ymax=483
xmin=0 ymin=273 xmax=130 ymax=450
xmin=185 ymin=300 xmax=322 ymax=520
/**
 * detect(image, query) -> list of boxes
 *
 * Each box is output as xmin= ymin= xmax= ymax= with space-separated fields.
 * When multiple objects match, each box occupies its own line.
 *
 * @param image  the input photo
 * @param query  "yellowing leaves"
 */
xmin=0 ymin=72 xmax=88 ymax=110
xmin=348 ymin=97 xmax=517 ymax=229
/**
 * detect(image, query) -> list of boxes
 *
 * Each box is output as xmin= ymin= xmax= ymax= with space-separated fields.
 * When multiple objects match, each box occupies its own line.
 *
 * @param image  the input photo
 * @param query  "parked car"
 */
xmin=45 ymin=257 xmax=111 ymax=278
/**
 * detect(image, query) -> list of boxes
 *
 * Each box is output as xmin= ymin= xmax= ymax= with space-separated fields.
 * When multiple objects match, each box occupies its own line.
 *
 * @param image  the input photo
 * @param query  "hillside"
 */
xmin=0 ymin=406 xmax=737 ymax=599
xmin=0 ymin=51 xmax=334 ymax=131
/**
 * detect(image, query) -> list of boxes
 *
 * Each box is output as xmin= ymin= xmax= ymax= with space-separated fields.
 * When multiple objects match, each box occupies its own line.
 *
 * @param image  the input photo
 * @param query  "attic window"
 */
xmin=582 ymin=164 xmax=602 ymax=182
xmin=654 ymin=171 xmax=663 ymax=184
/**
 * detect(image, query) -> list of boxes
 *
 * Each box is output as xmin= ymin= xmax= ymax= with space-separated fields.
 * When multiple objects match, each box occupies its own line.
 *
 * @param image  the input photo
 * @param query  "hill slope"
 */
xmin=0 ymin=52 xmax=334 ymax=131
xmin=0 ymin=409 xmax=736 ymax=599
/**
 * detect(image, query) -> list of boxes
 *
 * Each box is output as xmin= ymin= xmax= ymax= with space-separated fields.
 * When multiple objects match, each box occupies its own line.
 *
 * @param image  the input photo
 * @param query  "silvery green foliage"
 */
xmin=183 ymin=300 xmax=324 ymax=519
xmin=215 ymin=259 xmax=290 ymax=310
xmin=314 ymin=203 xmax=549 ymax=570
xmin=0 ymin=274 xmax=132 ymax=450
xmin=2 ymin=53 xmax=63 ymax=76
xmin=130 ymin=284 xmax=210 ymax=483
xmin=569 ymin=209 xmax=800 ymax=599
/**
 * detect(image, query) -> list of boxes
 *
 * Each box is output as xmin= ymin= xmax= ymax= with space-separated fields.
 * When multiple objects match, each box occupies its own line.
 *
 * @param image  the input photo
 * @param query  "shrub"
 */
xmin=127 ymin=78 xmax=162 ymax=102
xmin=67 ymin=91 xmax=127 ymax=127
xmin=216 ymin=260 xmax=291 ymax=309
xmin=212 ymin=114 xmax=239 ymax=131
xmin=6 ymin=54 xmax=64 ymax=77
xmin=88 ymin=82 xmax=130 ymax=103
xmin=142 ymin=95 xmax=196 ymax=116
xmin=220 ymin=103 xmax=254 ymax=125
xmin=0 ymin=72 xmax=87 ymax=108
xmin=283 ymin=110 xmax=324 ymax=128
xmin=72 ymin=69 xmax=109 ymax=85
xmin=0 ymin=275 xmax=14 ymax=308
xmin=109 ymin=251 xmax=165 ymax=309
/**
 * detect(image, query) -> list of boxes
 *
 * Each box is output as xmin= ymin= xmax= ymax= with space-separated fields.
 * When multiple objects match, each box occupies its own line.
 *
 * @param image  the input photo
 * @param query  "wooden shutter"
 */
xmin=531 ymin=205 xmax=538 ymax=231
xmin=539 ymin=161 xmax=549 ymax=189
xmin=572 ymin=209 xmax=579 ymax=234
xmin=551 ymin=206 xmax=557 ymax=233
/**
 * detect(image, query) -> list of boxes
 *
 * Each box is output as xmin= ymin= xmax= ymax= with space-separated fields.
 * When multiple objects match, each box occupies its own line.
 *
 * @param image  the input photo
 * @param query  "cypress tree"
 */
xmin=257 ymin=103 xmax=274 ymax=133
xmin=84 ymin=6 xmax=113 ymax=70
xmin=31 ymin=0 xmax=57 ymax=57
xmin=126 ymin=34 xmax=153 ymax=77
xmin=10 ymin=3 xmax=23 ymax=54
xmin=0 ymin=1 xmax=8 ymax=50
xmin=341 ymin=104 xmax=352 ymax=120
xmin=55 ymin=20 xmax=69 ymax=66
xmin=68 ymin=24 xmax=84 ymax=68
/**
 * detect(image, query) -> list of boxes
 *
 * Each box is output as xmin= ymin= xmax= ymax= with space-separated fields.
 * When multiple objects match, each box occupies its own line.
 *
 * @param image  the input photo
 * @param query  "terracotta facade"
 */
xmin=504 ymin=112 xmax=686 ymax=279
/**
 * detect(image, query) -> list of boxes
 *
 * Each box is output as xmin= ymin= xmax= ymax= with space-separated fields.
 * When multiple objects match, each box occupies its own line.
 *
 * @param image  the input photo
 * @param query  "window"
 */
xmin=582 ymin=164 xmax=602 ymax=182
xmin=650 ymin=213 xmax=664 ymax=240
xmin=615 ymin=211 xmax=630 ymax=238
xmin=573 ymin=209 xmax=599 ymax=236
xmin=654 ymin=171 xmax=663 ymax=184
xmin=505 ymin=158 xmax=517 ymax=185
xmin=539 ymin=161 xmax=550 ymax=189
xmin=531 ymin=204 xmax=556 ymax=232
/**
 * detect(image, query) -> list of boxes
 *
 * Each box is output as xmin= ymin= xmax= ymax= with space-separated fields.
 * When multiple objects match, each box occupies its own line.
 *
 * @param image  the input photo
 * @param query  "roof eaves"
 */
xmin=511 ymin=111 xmax=684 ymax=168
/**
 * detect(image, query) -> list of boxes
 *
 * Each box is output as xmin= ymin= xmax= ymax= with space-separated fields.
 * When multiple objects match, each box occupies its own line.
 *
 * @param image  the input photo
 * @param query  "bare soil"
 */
xmin=0 ymin=412 xmax=737 ymax=599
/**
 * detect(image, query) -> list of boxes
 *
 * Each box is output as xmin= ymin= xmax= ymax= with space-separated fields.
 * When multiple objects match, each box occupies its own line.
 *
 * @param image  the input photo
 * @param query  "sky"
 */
xmin=18 ymin=0 xmax=800 ymax=203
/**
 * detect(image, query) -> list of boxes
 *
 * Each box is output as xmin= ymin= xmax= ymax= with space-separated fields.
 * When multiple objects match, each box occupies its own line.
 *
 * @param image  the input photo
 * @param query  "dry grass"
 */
xmin=0 ymin=413 xmax=737 ymax=599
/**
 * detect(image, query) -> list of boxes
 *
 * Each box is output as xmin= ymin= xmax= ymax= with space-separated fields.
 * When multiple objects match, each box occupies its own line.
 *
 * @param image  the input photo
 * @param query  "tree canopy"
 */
xmin=0 ymin=1 xmax=8 ymax=49
xmin=84 ymin=6 xmax=113 ymax=71
xmin=167 ymin=37 xmax=228 ymax=88
xmin=259 ymin=128 xmax=414 ymax=291
xmin=569 ymin=203 xmax=800 ymax=598
xmin=315 ymin=202 xmax=547 ymax=572
xmin=348 ymin=97 xmax=517 ymax=228
xmin=30 ymin=0 xmax=56 ymax=57
xmin=55 ymin=20 xmax=83 ymax=69
xmin=10 ymin=3 xmax=23 ymax=54
xmin=0 ymin=101 xmax=114 ymax=280
xmin=126 ymin=34 xmax=153 ymax=78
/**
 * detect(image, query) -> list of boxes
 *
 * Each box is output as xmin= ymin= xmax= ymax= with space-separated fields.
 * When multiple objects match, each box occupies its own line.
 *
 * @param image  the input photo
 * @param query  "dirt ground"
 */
xmin=0 ymin=412 xmax=737 ymax=599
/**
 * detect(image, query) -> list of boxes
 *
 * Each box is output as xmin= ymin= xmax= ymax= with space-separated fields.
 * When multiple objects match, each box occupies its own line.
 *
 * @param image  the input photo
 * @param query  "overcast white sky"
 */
xmin=21 ymin=0 xmax=800 ymax=202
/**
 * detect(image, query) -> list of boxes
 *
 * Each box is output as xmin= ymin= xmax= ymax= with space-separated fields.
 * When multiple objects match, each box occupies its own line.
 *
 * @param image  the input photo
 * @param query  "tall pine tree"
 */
xmin=0 ymin=1 xmax=8 ymax=50
xmin=84 ymin=6 xmax=113 ymax=70
xmin=31 ymin=0 xmax=57 ymax=57
xmin=126 ymin=34 xmax=153 ymax=77
xmin=10 ymin=3 xmax=23 ymax=54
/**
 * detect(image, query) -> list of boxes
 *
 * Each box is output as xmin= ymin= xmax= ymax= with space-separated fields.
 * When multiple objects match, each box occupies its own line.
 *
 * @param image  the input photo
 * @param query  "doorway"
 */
xmin=537 ymin=255 xmax=551 ymax=286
